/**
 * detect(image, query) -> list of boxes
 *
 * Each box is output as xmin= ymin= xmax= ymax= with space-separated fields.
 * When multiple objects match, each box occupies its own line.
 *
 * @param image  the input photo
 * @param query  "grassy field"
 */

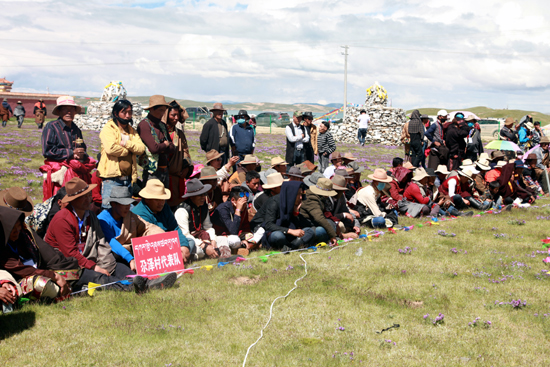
xmin=1 ymin=120 xmax=549 ymax=366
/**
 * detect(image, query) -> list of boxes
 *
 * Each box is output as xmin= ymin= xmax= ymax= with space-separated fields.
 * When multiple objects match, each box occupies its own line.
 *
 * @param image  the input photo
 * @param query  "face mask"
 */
xmin=237 ymin=118 xmax=246 ymax=125
xmin=468 ymin=122 xmax=474 ymax=128
xmin=116 ymin=116 xmax=133 ymax=125
xmin=377 ymin=182 xmax=385 ymax=191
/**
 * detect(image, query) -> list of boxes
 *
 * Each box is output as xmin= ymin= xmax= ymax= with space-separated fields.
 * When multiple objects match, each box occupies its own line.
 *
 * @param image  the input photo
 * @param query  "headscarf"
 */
xmin=408 ymin=110 xmax=425 ymax=135
xmin=276 ymin=181 xmax=302 ymax=229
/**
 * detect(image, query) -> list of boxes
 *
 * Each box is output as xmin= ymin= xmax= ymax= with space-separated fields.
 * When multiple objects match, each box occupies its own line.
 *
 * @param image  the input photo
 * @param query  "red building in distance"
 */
xmin=0 ymin=78 xmax=63 ymax=118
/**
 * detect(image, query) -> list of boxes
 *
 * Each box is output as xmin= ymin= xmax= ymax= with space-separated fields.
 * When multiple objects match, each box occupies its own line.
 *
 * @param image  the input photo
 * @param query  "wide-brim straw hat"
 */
xmin=241 ymin=154 xmax=257 ymax=165
xmin=504 ymin=117 xmax=514 ymax=127
xmin=210 ymin=102 xmax=226 ymax=112
xmin=526 ymin=122 xmax=535 ymax=130
xmin=540 ymin=136 xmax=550 ymax=144
xmin=435 ymin=165 xmax=450 ymax=175
xmin=403 ymin=162 xmax=414 ymax=170
xmin=199 ymin=166 xmax=218 ymax=180
xmin=0 ymin=187 xmax=34 ymax=215
xmin=263 ymin=172 xmax=288 ymax=189
xmin=205 ymin=149 xmax=224 ymax=164
xmin=458 ymin=168 xmax=473 ymax=180
xmin=476 ymin=159 xmax=491 ymax=171
xmin=459 ymin=159 xmax=474 ymax=169
xmin=61 ymin=178 xmax=97 ymax=204
xmin=310 ymin=178 xmax=337 ymax=197
xmin=496 ymin=161 xmax=507 ymax=168
xmin=271 ymin=156 xmax=288 ymax=167
xmin=108 ymin=186 xmax=137 ymax=206
xmin=331 ymin=175 xmax=348 ymax=190
xmin=478 ymin=153 xmax=490 ymax=161
xmin=52 ymin=96 xmax=83 ymax=116
xmin=342 ymin=153 xmax=357 ymax=162
xmin=368 ymin=168 xmax=392 ymax=183
xmin=139 ymin=179 xmax=171 ymax=200
xmin=412 ymin=168 xmax=430 ymax=182
xmin=143 ymin=95 xmax=170 ymax=110
xmin=491 ymin=150 xmax=505 ymax=160
xmin=330 ymin=152 xmax=342 ymax=162
xmin=182 ymin=179 xmax=211 ymax=199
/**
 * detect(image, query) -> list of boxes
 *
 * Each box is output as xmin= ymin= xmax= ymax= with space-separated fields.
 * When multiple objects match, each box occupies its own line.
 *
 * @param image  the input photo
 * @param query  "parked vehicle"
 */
xmin=478 ymin=118 xmax=504 ymax=139
xmin=255 ymin=112 xmax=290 ymax=127
xmin=185 ymin=107 xmax=210 ymax=124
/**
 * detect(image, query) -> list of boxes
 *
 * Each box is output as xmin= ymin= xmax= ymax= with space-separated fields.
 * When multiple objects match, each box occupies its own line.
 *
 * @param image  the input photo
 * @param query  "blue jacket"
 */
xmin=131 ymin=201 xmax=192 ymax=251
xmin=229 ymin=123 xmax=255 ymax=155
xmin=2 ymin=101 xmax=12 ymax=114
xmin=518 ymin=126 xmax=529 ymax=144
xmin=97 ymin=209 xmax=134 ymax=263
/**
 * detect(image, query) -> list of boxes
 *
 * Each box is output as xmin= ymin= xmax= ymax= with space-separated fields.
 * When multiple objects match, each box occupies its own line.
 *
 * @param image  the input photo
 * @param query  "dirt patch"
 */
xmin=230 ymin=276 xmax=260 ymax=285
xmin=401 ymin=299 xmax=424 ymax=308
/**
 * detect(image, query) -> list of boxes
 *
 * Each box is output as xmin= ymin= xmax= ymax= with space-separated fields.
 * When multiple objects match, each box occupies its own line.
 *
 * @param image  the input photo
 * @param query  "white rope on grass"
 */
xmin=242 ymin=243 xmax=350 ymax=367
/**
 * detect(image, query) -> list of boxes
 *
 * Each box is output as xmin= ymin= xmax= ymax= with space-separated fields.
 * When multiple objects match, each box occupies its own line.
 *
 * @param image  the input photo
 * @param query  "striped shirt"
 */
xmin=317 ymin=131 xmax=336 ymax=155
xmin=41 ymin=118 xmax=85 ymax=161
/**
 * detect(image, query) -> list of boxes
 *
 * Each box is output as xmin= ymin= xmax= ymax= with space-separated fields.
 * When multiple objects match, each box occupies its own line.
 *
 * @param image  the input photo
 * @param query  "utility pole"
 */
xmin=341 ymin=45 xmax=348 ymax=121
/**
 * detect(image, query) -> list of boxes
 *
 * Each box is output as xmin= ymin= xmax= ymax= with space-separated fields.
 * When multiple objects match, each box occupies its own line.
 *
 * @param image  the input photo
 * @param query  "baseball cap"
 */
xmin=437 ymin=110 xmax=448 ymax=117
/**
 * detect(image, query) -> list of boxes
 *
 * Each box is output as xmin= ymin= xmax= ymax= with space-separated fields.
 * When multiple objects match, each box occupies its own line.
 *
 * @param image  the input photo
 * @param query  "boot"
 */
xmin=468 ymin=198 xmax=483 ymax=210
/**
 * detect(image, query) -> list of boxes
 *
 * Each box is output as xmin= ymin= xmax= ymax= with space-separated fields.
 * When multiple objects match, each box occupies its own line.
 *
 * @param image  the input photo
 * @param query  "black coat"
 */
xmin=285 ymin=123 xmax=307 ymax=164
xmin=250 ymin=194 xmax=312 ymax=233
xmin=200 ymin=118 xmax=230 ymax=156
xmin=445 ymin=123 xmax=469 ymax=155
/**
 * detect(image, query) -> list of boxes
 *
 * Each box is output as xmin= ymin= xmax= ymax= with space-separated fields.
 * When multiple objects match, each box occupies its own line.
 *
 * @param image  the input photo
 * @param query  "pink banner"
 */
xmin=131 ymin=231 xmax=185 ymax=274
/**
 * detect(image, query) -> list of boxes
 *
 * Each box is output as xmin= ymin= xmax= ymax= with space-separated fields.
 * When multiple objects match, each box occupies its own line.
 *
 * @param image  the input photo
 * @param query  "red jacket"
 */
xmin=404 ymin=183 xmax=430 ymax=204
xmin=439 ymin=176 xmax=460 ymax=197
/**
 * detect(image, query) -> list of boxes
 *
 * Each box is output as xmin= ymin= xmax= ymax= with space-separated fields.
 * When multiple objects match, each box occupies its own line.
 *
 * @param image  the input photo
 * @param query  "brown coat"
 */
xmin=401 ymin=121 xmax=410 ymax=143
xmin=119 ymin=211 xmax=165 ymax=253
xmin=309 ymin=124 xmax=319 ymax=155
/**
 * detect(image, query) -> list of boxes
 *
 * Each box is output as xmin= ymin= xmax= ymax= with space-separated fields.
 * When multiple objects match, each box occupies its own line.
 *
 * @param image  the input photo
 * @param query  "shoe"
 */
xmin=458 ymin=211 xmax=474 ymax=217
xmin=281 ymin=245 xmax=292 ymax=254
xmin=505 ymin=204 xmax=513 ymax=211
xmin=146 ymin=272 xmax=177 ymax=291
xmin=133 ymin=276 xmax=147 ymax=294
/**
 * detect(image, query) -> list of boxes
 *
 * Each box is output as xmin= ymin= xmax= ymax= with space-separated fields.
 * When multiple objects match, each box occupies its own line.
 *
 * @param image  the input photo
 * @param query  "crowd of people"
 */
xmin=0 ymin=96 xmax=546 ymax=313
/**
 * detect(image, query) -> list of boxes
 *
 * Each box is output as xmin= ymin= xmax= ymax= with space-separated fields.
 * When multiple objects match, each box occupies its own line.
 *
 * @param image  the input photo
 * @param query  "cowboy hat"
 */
xmin=412 ymin=168 xmax=430 ymax=182
xmin=263 ymin=172 xmax=287 ymax=189
xmin=139 ymin=179 xmax=171 ymax=200
xmin=0 ymin=187 xmax=34 ymax=216
xmin=17 ymin=101 xmax=21 ymax=104
xmin=476 ymin=159 xmax=491 ymax=171
xmin=205 ymin=149 xmax=224 ymax=164
xmin=495 ymin=161 xmax=507 ymax=168
xmin=210 ymin=103 xmax=226 ymax=112
xmin=526 ymin=122 xmax=535 ymax=130
xmin=108 ymin=186 xmax=137 ymax=206
xmin=435 ymin=165 xmax=450 ymax=175
xmin=330 ymin=152 xmax=343 ymax=162
xmin=309 ymin=178 xmax=337 ymax=197
xmin=541 ymin=136 xmax=550 ymax=144
xmin=504 ymin=117 xmax=514 ymax=127
xmin=425 ymin=168 xmax=437 ymax=177
xmin=199 ymin=166 xmax=218 ymax=181
xmin=241 ymin=154 xmax=257 ymax=165
xmin=459 ymin=159 xmax=474 ymax=168
xmin=403 ymin=162 xmax=414 ymax=170
xmin=458 ymin=168 xmax=473 ymax=180
xmin=38 ymin=98 xmax=44 ymax=102
xmin=302 ymin=112 xmax=314 ymax=120
xmin=478 ymin=153 xmax=490 ymax=161
xmin=526 ymin=153 xmax=538 ymax=161
xmin=52 ymin=96 xmax=82 ymax=116
xmin=342 ymin=152 xmax=357 ymax=162
xmin=347 ymin=161 xmax=365 ymax=173
xmin=331 ymin=175 xmax=348 ymax=190
xmin=61 ymin=178 xmax=97 ymax=204
xmin=465 ymin=115 xmax=478 ymax=122
xmin=260 ymin=168 xmax=277 ymax=185
xmin=143 ymin=95 xmax=169 ymax=110
xmin=287 ymin=166 xmax=304 ymax=179
xmin=334 ymin=168 xmax=351 ymax=179
xmin=303 ymin=172 xmax=324 ymax=188
xmin=182 ymin=179 xmax=211 ymax=199
xmin=368 ymin=168 xmax=392 ymax=183
xmin=490 ymin=150 xmax=505 ymax=160
xmin=298 ymin=160 xmax=317 ymax=175
xmin=270 ymin=156 xmax=288 ymax=167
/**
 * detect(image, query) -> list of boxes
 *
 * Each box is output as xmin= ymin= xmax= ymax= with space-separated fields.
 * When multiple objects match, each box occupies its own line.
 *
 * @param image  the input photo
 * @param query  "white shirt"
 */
xmin=285 ymin=122 xmax=309 ymax=151
xmin=358 ymin=114 xmax=370 ymax=129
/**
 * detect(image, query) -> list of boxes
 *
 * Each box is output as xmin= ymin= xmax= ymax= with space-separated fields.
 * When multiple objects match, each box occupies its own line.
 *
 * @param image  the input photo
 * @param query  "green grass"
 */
xmin=1 ymin=123 xmax=550 ymax=366
xmin=407 ymin=106 xmax=550 ymax=125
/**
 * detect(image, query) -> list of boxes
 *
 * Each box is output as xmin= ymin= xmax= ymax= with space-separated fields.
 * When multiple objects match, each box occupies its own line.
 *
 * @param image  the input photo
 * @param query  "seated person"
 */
xmin=131 ymin=179 xmax=193 ymax=263
xmin=485 ymin=161 xmax=506 ymax=182
xmin=229 ymin=154 xmax=259 ymax=186
xmin=0 ymin=270 xmax=20 ymax=313
xmin=297 ymin=160 xmax=317 ymax=176
xmin=390 ymin=157 xmax=404 ymax=175
xmin=270 ymin=156 xmax=289 ymax=175
xmin=0 ymin=206 xmax=72 ymax=301
xmin=303 ymin=172 xmax=324 ymax=189
xmin=24 ymin=187 xmax=65 ymax=238
xmin=211 ymin=187 xmax=264 ymax=256
xmin=205 ymin=149 xmax=238 ymax=186
xmin=489 ymin=150 xmax=505 ymax=169
xmin=287 ymin=166 xmax=304 ymax=182
xmin=386 ymin=165 xmax=412 ymax=204
xmin=434 ymin=164 xmax=450 ymax=187
xmin=511 ymin=160 xmax=536 ymax=204
xmin=199 ymin=166 xmax=224 ymax=213
xmin=323 ymin=152 xmax=345 ymax=179
xmin=175 ymin=179 xmax=232 ymax=260
xmin=253 ymin=172 xmax=285 ymax=212
xmin=343 ymin=153 xmax=357 ymax=167
xmin=98 ymin=187 xmax=164 ymax=271
xmin=356 ymin=169 xmax=398 ymax=228
xmin=242 ymin=170 xmax=261 ymax=220
xmin=251 ymin=181 xmax=328 ymax=250
xmin=345 ymin=162 xmax=364 ymax=201
xmin=326 ymin=175 xmax=360 ymax=239
xmin=523 ymin=153 xmax=544 ymax=195
xmin=299 ymin=178 xmax=339 ymax=246
xmin=402 ymin=168 xmax=440 ymax=218
xmin=438 ymin=168 xmax=477 ymax=213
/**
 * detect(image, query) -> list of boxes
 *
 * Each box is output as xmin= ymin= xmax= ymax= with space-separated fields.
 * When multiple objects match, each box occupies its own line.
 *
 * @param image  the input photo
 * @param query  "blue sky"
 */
xmin=1 ymin=0 xmax=549 ymax=112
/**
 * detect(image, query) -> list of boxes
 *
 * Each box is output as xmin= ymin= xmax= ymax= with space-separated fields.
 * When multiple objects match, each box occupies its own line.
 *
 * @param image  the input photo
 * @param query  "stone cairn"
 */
xmin=321 ymin=82 xmax=407 ymax=146
xmin=73 ymin=81 xmax=143 ymax=131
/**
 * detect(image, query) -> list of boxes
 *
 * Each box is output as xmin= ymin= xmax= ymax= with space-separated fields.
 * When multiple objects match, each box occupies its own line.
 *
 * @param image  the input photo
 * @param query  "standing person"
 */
xmin=137 ymin=95 xmax=174 ymax=188
xmin=302 ymin=112 xmax=317 ymax=163
xmin=357 ymin=109 xmax=370 ymax=146
xmin=465 ymin=116 xmax=483 ymax=161
xmin=500 ymin=118 xmax=518 ymax=143
xmin=98 ymin=99 xmax=145 ymax=209
xmin=165 ymin=100 xmax=193 ymax=209
xmin=445 ymin=113 xmax=470 ymax=171
xmin=400 ymin=118 xmax=411 ymax=163
xmin=408 ymin=110 xmax=425 ymax=167
xmin=425 ymin=110 xmax=449 ymax=169
xmin=420 ymin=114 xmax=431 ymax=168
xmin=532 ymin=121 xmax=544 ymax=145
xmin=285 ymin=111 xmax=309 ymax=168
xmin=0 ymin=98 xmax=11 ymax=127
xmin=13 ymin=101 xmax=25 ymax=129
xmin=317 ymin=121 xmax=336 ymax=174
xmin=200 ymin=103 xmax=230 ymax=165
xmin=34 ymin=99 xmax=47 ymax=129
xmin=229 ymin=109 xmax=256 ymax=162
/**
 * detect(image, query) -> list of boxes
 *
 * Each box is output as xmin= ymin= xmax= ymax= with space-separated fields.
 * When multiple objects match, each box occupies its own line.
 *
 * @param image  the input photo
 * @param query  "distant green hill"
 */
xmin=407 ymin=106 xmax=550 ymax=125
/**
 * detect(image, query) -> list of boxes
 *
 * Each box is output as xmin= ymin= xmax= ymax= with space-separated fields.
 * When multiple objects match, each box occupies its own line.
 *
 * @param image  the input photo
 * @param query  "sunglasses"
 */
xmin=239 ymin=192 xmax=250 ymax=198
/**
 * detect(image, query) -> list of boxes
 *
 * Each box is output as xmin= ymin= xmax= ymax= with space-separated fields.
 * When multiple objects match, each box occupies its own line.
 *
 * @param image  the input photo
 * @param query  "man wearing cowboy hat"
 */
xmin=13 ymin=101 xmax=25 ymax=129
xmin=356 ymin=169 xmax=398 ymax=228
xmin=286 ymin=166 xmax=304 ymax=182
xmin=205 ymin=149 xmax=238 ymax=188
xmin=401 ymin=168 xmax=440 ymax=218
xmin=229 ymin=109 xmax=256 ymax=163
xmin=500 ymin=117 xmax=518 ymax=143
xmin=285 ymin=111 xmax=310 ymax=169
xmin=323 ymin=152 xmax=345 ymax=179
xmin=425 ymin=109 xmax=449 ymax=169
xmin=302 ymin=112 xmax=317 ymax=163
xmin=200 ymin=103 xmax=230 ymax=165
xmin=522 ymin=153 xmax=545 ymax=195
xmin=327 ymin=174 xmax=360 ymax=239
xmin=229 ymin=154 xmax=259 ymax=186
xmin=131 ymin=179 xmax=193 ymax=263
xmin=136 ymin=95 xmax=175 ymax=188
xmin=34 ymin=98 xmax=47 ymax=129
xmin=252 ymin=172 xmax=286 ymax=212
xmin=345 ymin=161 xmax=364 ymax=201
xmin=270 ymin=156 xmax=289 ymax=175
xmin=98 ymin=187 xmax=165 ymax=272
xmin=300 ymin=178 xmax=339 ymax=245
xmin=175 ymin=179 xmax=233 ymax=260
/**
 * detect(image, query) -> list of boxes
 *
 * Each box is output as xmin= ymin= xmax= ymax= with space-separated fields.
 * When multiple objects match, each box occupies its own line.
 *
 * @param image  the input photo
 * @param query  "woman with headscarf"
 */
xmin=98 ymin=99 xmax=145 ymax=209
xmin=165 ymin=100 xmax=193 ymax=209
xmin=407 ymin=110 xmax=425 ymax=167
